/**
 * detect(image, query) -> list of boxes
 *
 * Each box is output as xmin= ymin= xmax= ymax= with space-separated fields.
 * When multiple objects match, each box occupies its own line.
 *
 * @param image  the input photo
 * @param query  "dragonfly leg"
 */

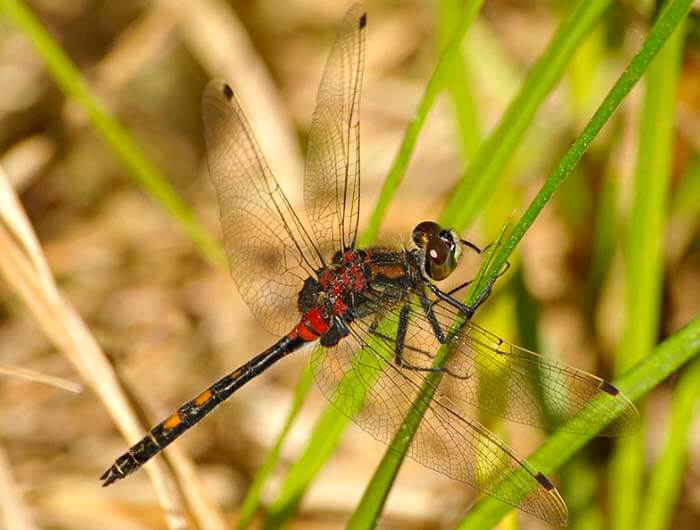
xmin=438 ymin=280 xmax=474 ymax=301
xmin=460 ymin=239 xmax=511 ymax=278
xmin=418 ymin=288 xmax=447 ymax=343
xmin=370 ymin=304 xmax=468 ymax=380
xmin=460 ymin=239 xmax=483 ymax=255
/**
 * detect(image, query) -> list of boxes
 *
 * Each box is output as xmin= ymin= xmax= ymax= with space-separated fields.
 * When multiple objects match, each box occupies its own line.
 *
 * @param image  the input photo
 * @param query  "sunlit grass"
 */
xmin=456 ymin=316 xmax=700 ymax=528
xmin=254 ymin=0 xmax=697 ymax=528
xmin=4 ymin=0 xmax=697 ymax=528
xmin=0 ymin=0 xmax=226 ymax=269
xmin=609 ymin=8 xmax=686 ymax=530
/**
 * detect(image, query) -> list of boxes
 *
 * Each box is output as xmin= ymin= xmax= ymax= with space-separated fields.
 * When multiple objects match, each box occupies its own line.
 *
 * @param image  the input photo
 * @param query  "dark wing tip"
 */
xmin=535 ymin=472 xmax=555 ymax=491
xmin=599 ymin=379 xmax=620 ymax=396
xmin=222 ymin=83 xmax=234 ymax=100
xmin=358 ymin=13 xmax=367 ymax=28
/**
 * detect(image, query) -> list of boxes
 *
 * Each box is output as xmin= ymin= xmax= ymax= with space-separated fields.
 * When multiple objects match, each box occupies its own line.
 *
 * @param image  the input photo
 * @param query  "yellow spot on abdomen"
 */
xmin=163 ymin=413 xmax=182 ymax=429
xmin=194 ymin=389 xmax=212 ymax=406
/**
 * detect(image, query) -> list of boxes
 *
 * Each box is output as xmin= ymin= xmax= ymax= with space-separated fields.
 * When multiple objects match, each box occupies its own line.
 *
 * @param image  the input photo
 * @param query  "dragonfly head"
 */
xmin=411 ymin=221 xmax=463 ymax=281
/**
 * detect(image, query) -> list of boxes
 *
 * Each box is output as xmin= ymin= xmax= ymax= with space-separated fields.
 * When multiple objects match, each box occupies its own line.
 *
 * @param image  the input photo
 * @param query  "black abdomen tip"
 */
xmin=222 ymin=83 xmax=234 ymax=99
xmin=535 ymin=472 xmax=555 ymax=490
xmin=359 ymin=13 xmax=367 ymax=29
xmin=600 ymin=380 xmax=620 ymax=396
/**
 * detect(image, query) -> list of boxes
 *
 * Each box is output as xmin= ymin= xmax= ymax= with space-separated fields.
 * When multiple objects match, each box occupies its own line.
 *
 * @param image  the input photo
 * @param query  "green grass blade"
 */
xmin=455 ymin=316 xmax=700 ymax=529
xmin=236 ymin=365 xmax=314 ymax=530
xmin=345 ymin=224 xmax=510 ymax=530
xmin=609 ymin=8 xmax=684 ymax=530
xmin=0 ymin=0 xmax=226 ymax=269
xmin=640 ymin=358 xmax=700 ymax=530
xmin=480 ymin=0 xmax=692 ymax=285
xmin=358 ymin=0 xmax=485 ymax=247
xmin=586 ymin=165 xmax=619 ymax=310
xmin=439 ymin=0 xmax=482 ymax=162
xmin=263 ymin=337 xmax=396 ymax=530
xmin=260 ymin=4 xmax=487 ymax=526
xmin=348 ymin=1 xmax=692 ymax=526
xmin=440 ymin=0 xmax=611 ymax=231
xmin=261 ymin=400 xmax=350 ymax=529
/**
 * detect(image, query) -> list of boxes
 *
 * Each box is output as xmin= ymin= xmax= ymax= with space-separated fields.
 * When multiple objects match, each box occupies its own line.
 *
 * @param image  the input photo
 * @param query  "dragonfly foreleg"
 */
xmin=368 ymin=305 xmax=467 ymax=380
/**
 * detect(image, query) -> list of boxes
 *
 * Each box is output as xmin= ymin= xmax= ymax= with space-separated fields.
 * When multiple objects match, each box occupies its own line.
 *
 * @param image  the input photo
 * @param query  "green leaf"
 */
xmin=358 ymin=0 xmax=486 ymax=247
xmin=640 ymin=358 xmax=700 ymax=530
xmin=456 ymin=316 xmax=700 ymax=529
xmin=609 ymin=6 xmax=685 ymax=530
xmin=439 ymin=0 xmax=483 ymax=162
xmin=260 ymin=3 xmax=487 ymax=526
xmin=440 ymin=0 xmax=612 ymax=231
xmin=0 ymin=0 xmax=226 ymax=269
xmin=236 ymin=365 xmax=314 ymax=530
xmin=351 ymin=0 xmax=692 ymax=527
xmin=480 ymin=0 xmax=692 ymax=286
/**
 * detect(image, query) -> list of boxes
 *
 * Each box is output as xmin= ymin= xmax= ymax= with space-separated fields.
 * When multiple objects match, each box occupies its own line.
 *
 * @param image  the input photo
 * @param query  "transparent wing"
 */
xmin=364 ymin=287 xmax=640 ymax=437
xmin=304 ymin=3 xmax=365 ymax=257
xmin=311 ymin=319 xmax=568 ymax=525
xmin=202 ymin=81 xmax=325 ymax=335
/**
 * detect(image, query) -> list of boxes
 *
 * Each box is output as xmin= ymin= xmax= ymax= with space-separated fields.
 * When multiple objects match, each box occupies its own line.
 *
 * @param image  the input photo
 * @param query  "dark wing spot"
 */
xmin=535 ymin=472 xmax=555 ymax=490
xmin=359 ymin=13 xmax=367 ymax=29
xmin=600 ymin=380 xmax=620 ymax=396
xmin=222 ymin=83 xmax=234 ymax=100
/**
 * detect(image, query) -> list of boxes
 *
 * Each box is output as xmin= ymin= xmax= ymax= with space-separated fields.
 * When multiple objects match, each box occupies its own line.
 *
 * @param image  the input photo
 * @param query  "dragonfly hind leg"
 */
xmin=368 ymin=305 xmax=468 ymax=380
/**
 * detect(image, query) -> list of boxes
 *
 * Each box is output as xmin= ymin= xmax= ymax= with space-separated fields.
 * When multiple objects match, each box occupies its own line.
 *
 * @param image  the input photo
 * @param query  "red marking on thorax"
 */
xmin=319 ymin=270 xmax=333 ymax=288
xmin=289 ymin=307 xmax=330 ymax=342
xmin=332 ymin=299 xmax=348 ymax=316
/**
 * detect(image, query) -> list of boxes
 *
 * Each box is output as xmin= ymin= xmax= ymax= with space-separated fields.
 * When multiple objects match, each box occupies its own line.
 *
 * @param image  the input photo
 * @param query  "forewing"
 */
xmin=311 ymin=318 xmax=568 ymax=525
xmin=202 ymin=81 xmax=324 ymax=335
xmin=369 ymin=290 xmax=640 ymax=436
xmin=304 ymin=4 xmax=365 ymax=257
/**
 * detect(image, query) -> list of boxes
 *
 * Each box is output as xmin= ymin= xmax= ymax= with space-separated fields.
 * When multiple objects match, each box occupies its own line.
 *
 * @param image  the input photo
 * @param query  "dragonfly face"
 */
xmin=412 ymin=220 xmax=464 ymax=281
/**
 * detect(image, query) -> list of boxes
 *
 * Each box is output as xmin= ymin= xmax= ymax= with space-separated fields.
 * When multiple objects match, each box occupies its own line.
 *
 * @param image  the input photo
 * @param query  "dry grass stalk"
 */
xmin=0 ymin=164 xmax=218 ymax=530
xmin=0 ymin=362 xmax=81 ymax=393
xmin=162 ymin=0 xmax=304 ymax=191
xmin=0 ymin=446 xmax=39 ymax=530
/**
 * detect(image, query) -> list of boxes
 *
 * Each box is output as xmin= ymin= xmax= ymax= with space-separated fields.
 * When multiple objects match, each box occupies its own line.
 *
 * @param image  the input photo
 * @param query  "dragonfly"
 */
xmin=100 ymin=4 xmax=639 ymax=525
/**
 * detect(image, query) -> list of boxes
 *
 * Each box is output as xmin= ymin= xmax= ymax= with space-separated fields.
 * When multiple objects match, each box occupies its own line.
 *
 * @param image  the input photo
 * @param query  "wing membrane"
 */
xmin=202 ymin=81 xmax=324 ymax=335
xmin=311 ymin=322 xmax=568 ymax=525
xmin=304 ymin=3 xmax=365 ymax=256
xmin=361 ymin=287 xmax=640 ymax=436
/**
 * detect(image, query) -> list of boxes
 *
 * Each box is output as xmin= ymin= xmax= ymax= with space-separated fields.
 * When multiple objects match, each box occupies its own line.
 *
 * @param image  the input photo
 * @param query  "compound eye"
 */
xmin=425 ymin=237 xmax=458 ymax=281
xmin=412 ymin=221 xmax=441 ymax=248
xmin=427 ymin=238 xmax=448 ymax=265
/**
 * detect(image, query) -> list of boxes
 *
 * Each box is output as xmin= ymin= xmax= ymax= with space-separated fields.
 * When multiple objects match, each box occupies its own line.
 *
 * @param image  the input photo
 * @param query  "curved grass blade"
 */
xmin=0 ymin=0 xmax=226 ymax=269
xmin=258 ymin=3 xmax=486 ymax=527
xmin=480 ymin=0 xmax=692 ymax=285
xmin=348 ymin=0 xmax=692 ymax=526
xmin=236 ymin=365 xmax=314 ymax=530
xmin=456 ymin=316 xmax=700 ymax=529
xmin=345 ymin=223 xmax=510 ymax=530
xmin=439 ymin=0 xmax=482 ymax=162
xmin=640 ymin=358 xmax=700 ymax=530
xmin=358 ymin=0 xmax=485 ymax=246
xmin=440 ymin=0 xmax=612 ymax=231
xmin=609 ymin=8 xmax=685 ymax=530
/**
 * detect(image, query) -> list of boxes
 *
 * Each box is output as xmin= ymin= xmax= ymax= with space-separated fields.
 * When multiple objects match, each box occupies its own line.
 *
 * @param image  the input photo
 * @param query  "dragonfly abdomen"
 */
xmin=100 ymin=334 xmax=304 ymax=486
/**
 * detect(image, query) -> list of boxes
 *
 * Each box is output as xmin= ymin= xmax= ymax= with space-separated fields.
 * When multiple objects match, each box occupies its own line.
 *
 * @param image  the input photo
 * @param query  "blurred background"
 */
xmin=0 ymin=0 xmax=698 ymax=529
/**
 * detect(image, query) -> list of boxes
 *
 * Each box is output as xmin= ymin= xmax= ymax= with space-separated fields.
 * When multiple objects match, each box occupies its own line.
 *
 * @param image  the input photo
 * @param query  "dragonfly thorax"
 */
xmin=298 ymin=250 xmax=370 ymax=320
xmin=411 ymin=221 xmax=463 ymax=281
